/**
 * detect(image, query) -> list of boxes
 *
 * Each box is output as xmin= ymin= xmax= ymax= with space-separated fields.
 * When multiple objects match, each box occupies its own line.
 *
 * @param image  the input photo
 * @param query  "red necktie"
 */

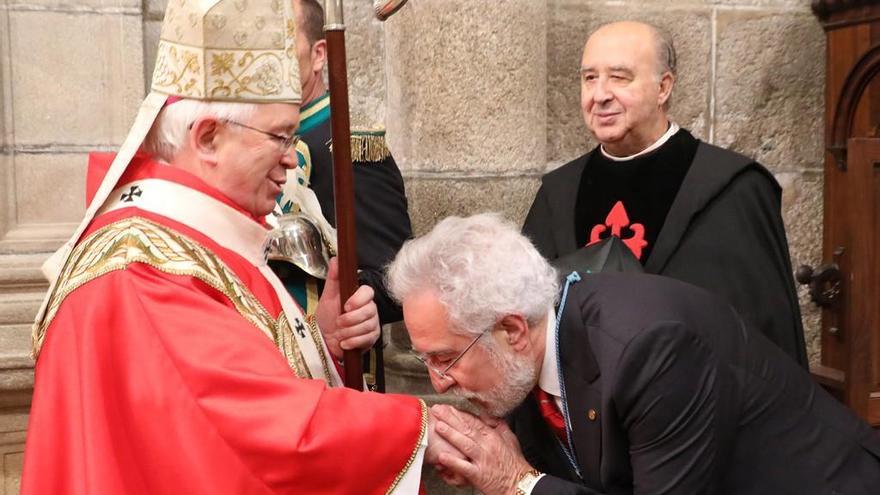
xmin=534 ymin=387 xmax=568 ymax=443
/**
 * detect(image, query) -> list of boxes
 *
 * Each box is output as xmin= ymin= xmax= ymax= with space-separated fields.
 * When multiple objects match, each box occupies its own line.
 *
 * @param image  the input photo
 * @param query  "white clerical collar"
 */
xmin=600 ymin=122 xmax=681 ymax=162
xmin=538 ymin=306 xmax=562 ymax=398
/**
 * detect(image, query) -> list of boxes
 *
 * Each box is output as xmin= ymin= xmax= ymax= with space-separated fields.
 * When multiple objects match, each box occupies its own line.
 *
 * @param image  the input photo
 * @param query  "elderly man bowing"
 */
xmin=387 ymin=213 xmax=880 ymax=495
xmin=21 ymin=1 xmax=457 ymax=493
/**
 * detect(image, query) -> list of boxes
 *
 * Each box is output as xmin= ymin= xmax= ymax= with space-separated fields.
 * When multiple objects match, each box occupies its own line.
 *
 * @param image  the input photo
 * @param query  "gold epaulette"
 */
xmin=350 ymin=128 xmax=391 ymax=163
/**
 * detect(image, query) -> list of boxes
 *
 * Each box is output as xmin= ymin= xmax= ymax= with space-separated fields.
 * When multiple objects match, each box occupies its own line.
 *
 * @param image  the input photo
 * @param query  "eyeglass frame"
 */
xmin=223 ymin=119 xmax=301 ymax=152
xmin=410 ymin=328 xmax=490 ymax=380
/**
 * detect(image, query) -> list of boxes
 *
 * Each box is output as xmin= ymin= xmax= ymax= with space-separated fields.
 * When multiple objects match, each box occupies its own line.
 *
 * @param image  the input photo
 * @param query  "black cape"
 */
xmin=523 ymin=141 xmax=808 ymax=366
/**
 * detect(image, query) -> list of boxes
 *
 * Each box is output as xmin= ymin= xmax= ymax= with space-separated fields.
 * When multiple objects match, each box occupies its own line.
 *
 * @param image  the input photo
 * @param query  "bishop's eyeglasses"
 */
xmin=224 ymin=120 xmax=300 ymax=152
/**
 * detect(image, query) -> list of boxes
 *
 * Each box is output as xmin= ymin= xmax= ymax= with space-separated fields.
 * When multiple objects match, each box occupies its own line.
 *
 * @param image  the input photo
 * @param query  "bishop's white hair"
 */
xmin=386 ymin=213 xmax=559 ymax=337
xmin=142 ymin=99 xmax=259 ymax=163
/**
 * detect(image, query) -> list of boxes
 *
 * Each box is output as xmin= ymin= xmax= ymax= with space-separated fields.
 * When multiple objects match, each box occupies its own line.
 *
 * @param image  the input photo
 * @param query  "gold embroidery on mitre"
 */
xmin=32 ymin=217 xmax=313 ymax=379
xmin=208 ymin=50 xmax=284 ymax=98
xmin=149 ymin=0 xmax=300 ymax=103
xmin=152 ymin=44 xmax=203 ymax=97
xmin=286 ymin=18 xmax=296 ymax=42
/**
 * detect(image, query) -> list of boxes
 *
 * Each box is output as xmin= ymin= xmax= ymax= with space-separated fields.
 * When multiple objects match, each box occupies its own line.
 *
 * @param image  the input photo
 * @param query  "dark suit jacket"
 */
xmin=509 ymin=273 xmax=880 ymax=494
xmin=522 ymin=141 xmax=808 ymax=367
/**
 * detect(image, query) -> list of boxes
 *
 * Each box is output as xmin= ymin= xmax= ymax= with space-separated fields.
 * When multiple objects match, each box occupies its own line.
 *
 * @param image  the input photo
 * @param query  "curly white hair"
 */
xmin=386 ymin=213 xmax=559 ymax=337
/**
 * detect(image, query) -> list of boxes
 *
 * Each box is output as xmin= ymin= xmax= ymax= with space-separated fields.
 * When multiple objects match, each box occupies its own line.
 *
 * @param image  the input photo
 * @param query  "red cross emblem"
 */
xmin=588 ymin=201 xmax=648 ymax=259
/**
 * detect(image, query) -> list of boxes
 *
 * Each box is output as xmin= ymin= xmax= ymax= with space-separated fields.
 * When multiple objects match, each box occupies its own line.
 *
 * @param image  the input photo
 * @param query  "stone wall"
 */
xmin=0 ymin=0 xmax=824 ymax=492
xmin=1 ymin=0 xmax=145 ymax=490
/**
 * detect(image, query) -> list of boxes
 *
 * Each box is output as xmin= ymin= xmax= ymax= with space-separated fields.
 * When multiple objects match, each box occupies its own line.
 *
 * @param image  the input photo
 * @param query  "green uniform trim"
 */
xmin=299 ymin=93 xmax=390 ymax=163
xmin=299 ymin=92 xmax=330 ymax=135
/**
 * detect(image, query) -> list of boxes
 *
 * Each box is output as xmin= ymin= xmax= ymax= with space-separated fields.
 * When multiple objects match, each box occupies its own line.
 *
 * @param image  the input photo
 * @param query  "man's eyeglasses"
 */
xmin=224 ymin=120 xmax=300 ymax=152
xmin=411 ymin=328 xmax=488 ymax=380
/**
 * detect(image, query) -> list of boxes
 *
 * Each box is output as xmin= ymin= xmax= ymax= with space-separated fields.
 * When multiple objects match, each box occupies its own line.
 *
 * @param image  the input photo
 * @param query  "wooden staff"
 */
xmin=323 ymin=0 xmax=362 ymax=390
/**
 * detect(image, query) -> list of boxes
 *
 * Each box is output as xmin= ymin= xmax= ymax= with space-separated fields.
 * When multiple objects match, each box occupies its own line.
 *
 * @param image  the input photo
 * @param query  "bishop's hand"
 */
xmin=315 ymin=257 xmax=381 ymax=360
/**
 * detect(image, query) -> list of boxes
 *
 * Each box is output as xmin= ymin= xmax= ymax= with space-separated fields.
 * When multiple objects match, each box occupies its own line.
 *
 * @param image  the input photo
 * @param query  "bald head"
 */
xmin=587 ymin=21 xmax=676 ymax=80
xmin=579 ymin=20 xmax=676 ymax=156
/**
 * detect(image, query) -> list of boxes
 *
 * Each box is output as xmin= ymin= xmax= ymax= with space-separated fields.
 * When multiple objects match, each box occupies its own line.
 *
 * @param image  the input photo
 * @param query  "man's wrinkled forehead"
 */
xmin=581 ymin=21 xmax=658 ymax=67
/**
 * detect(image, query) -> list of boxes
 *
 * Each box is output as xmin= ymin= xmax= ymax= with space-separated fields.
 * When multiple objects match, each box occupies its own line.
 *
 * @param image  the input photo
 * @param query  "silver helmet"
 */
xmin=266 ymin=213 xmax=332 ymax=279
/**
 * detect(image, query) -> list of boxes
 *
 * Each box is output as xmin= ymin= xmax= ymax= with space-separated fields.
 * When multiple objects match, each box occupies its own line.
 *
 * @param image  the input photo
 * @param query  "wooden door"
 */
xmin=842 ymin=138 xmax=880 ymax=424
xmin=807 ymin=4 xmax=880 ymax=425
xmin=809 ymin=139 xmax=880 ymax=427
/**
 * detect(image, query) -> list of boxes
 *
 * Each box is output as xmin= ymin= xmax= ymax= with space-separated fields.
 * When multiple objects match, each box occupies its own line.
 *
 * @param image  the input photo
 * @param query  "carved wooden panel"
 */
xmin=813 ymin=3 xmax=880 ymax=425
xmin=839 ymin=139 xmax=880 ymax=425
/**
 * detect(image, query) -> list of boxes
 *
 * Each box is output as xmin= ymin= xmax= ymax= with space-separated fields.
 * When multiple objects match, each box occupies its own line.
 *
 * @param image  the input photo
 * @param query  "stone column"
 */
xmin=385 ymin=0 xmax=548 ymax=233
xmin=380 ymin=0 xmax=550 ymax=392
xmin=383 ymin=2 xmax=548 ymax=493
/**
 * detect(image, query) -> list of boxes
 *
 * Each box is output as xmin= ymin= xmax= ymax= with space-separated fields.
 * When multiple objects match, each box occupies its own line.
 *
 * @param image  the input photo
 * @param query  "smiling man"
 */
xmin=523 ymin=21 xmax=807 ymax=368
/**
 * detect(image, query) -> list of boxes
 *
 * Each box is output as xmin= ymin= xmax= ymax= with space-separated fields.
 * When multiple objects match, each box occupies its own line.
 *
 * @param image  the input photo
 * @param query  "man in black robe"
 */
xmin=523 ymin=20 xmax=807 ymax=366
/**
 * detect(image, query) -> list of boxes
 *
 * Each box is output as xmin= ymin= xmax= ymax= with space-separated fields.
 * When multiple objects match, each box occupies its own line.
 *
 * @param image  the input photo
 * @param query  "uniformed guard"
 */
xmin=272 ymin=0 xmax=412 ymax=391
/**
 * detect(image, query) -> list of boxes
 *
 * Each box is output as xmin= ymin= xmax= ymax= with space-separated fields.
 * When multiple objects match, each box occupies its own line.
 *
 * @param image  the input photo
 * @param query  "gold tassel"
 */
xmin=350 ymin=131 xmax=391 ymax=163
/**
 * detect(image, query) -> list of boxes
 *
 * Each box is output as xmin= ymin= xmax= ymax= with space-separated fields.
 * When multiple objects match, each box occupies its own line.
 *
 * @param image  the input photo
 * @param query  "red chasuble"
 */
xmin=22 ymin=154 xmax=426 ymax=494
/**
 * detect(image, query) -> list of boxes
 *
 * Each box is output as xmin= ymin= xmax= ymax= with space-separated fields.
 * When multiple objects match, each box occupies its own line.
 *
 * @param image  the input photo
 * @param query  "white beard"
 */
xmin=452 ymin=345 xmax=538 ymax=418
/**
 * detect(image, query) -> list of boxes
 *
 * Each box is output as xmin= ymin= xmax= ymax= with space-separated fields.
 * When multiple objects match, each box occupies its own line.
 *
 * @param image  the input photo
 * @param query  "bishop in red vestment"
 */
xmin=23 ymin=154 xmax=427 ymax=494
xmin=21 ymin=0 xmax=441 ymax=491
